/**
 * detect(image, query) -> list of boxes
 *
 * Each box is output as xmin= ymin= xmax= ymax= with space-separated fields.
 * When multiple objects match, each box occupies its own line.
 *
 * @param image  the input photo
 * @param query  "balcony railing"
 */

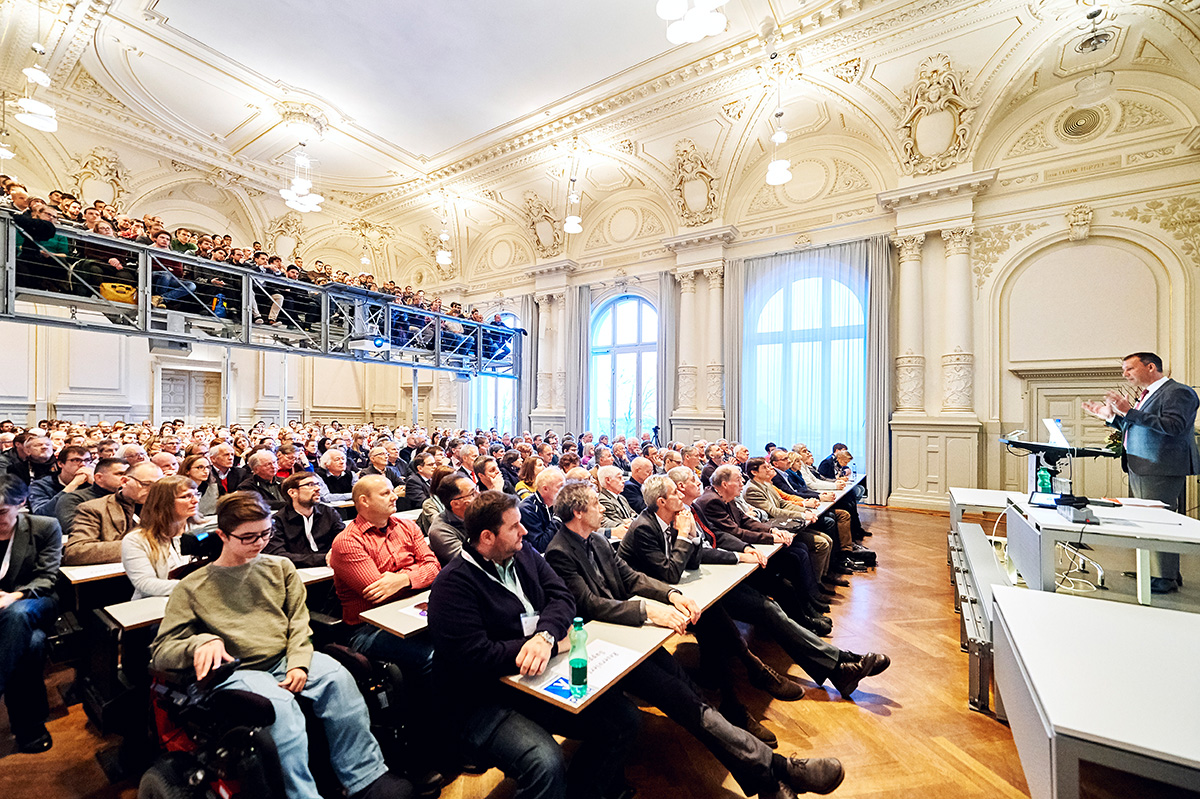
xmin=0 ymin=211 xmax=520 ymax=379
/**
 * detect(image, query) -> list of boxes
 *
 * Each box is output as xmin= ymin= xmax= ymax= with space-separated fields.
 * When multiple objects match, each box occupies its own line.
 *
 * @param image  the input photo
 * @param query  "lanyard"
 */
xmin=461 ymin=548 xmax=534 ymax=615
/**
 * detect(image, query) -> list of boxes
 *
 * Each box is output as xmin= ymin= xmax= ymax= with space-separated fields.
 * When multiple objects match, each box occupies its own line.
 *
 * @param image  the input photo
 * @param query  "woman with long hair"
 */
xmin=181 ymin=454 xmax=220 ymax=516
xmin=120 ymin=474 xmax=199 ymax=599
xmin=514 ymin=455 xmax=544 ymax=500
xmin=417 ymin=465 xmax=456 ymax=534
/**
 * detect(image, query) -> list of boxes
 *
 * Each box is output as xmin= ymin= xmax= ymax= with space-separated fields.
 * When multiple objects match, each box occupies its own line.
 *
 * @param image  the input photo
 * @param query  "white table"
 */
xmin=358 ymin=590 xmax=433 ymax=639
xmin=812 ymin=473 xmax=866 ymax=518
xmin=1005 ymin=498 xmax=1200 ymax=604
xmin=992 ymin=586 xmax=1200 ymax=799
xmin=948 ymin=487 xmax=1027 ymax=532
xmin=61 ymin=562 xmax=128 ymax=584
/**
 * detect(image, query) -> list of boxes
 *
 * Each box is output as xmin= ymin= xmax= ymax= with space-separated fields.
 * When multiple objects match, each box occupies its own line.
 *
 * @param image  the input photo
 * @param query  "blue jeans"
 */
xmin=0 ymin=596 xmax=56 ymax=738
xmin=219 ymin=652 xmax=388 ymax=799
xmin=152 ymin=270 xmax=196 ymax=303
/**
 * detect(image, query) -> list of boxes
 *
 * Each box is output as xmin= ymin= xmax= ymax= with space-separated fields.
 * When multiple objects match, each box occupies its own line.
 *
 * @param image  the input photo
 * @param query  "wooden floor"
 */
xmin=0 ymin=507 xmax=1029 ymax=799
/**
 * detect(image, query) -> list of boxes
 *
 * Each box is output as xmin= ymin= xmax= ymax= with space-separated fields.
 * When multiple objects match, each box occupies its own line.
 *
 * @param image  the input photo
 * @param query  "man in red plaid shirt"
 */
xmin=330 ymin=474 xmax=443 ymax=782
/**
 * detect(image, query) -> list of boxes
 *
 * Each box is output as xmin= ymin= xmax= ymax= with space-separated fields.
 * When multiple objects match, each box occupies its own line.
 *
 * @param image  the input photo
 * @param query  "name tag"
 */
xmin=520 ymin=612 xmax=540 ymax=637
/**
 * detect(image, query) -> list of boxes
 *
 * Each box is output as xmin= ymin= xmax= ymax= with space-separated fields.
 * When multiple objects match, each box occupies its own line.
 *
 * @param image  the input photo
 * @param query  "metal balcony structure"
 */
xmin=0 ymin=211 xmax=520 ymax=381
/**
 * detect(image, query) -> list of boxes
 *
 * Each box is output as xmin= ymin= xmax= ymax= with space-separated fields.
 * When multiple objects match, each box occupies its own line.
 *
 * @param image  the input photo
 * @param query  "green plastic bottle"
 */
xmin=1036 ymin=467 xmax=1052 ymax=493
xmin=568 ymin=617 xmax=588 ymax=699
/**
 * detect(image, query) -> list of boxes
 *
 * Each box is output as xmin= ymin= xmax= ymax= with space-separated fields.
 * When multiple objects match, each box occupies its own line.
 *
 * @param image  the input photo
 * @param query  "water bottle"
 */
xmin=1036 ymin=467 xmax=1052 ymax=493
xmin=568 ymin=617 xmax=588 ymax=699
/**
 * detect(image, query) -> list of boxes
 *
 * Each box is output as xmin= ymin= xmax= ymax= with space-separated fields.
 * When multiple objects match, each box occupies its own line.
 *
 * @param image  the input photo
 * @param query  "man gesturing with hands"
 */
xmin=151 ymin=491 xmax=411 ymax=799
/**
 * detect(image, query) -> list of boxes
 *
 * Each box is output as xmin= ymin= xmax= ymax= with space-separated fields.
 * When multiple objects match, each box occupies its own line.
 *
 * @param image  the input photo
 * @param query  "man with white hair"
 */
xmin=207 ymin=442 xmax=245 ymax=495
xmin=597 ymin=465 xmax=637 ymax=529
xmin=518 ymin=466 xmax=566 ymax=553
xmin=235 ymin=449 xmax=286 ymax=510
xmin=119 ymin=443 xmax=148 ymax=466
xmin=150 ymin=451 xmax=179 ymax=476
xmin=316 ymin=447 xmax=356 ymax=502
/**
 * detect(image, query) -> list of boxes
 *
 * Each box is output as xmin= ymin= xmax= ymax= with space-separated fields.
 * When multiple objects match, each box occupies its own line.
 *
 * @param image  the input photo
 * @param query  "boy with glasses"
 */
xmin=150 ymin=491 xmax=411 ymax=799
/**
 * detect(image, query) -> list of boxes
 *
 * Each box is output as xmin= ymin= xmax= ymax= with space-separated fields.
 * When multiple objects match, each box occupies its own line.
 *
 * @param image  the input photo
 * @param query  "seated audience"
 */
xmin=55 ymin=457 xmax=127 ymax=534
xmin=417 ymin=465 xmax=455 ymax=534
xmin=149 ymin=491 xmax=411 ymax=799
xmin=471 ymin=454 xmax=511 ymax=494
xmin=315 ymin=448 xmax=356 ymax=502
xmin=66 ymin=462 xmax=163 ymax=565
xmin=267 ymin=472 xmax=345 ymax=568
xmin=121 ymin=475 xmax=198 ymax=599
xmin=597 ymin=465 xmax=637 ymax=530
xmin=622 ymin=456 xmax=654 ymax=514
xmin=28 ymin=445 xmax=92 ymax=515
xmin=427 ymin=490 xmax=639 ymax=799
xmin=207 ymin=443 xmax=246 ymax=494
xmin=180 ymin=454 xmax=220 ymax=516
xmin=402 ymin=451 xmax=435 ymax=510
xmin=513 ymin=454 xmax=543 ymax=500
xmin=362 ymin=446 xmax=404 ymax=489
xmin=0 ymin=475 xmax=62 ymax=753
xmin=743 ymin=458 xmax=835 ymax=582
xmin=1 ymin=432 xmax=55 ymax=489
xmin=545 ymin=480 xmax=846 ymax=797
xmin=428 ymin=473 xmax=478 ymax=566
xmin=518 ymin=466 xmax=566 ymax=553
xmin=235 ymin=449 xmax=286 ymax=510
xmin=150 ymin=451 xmax=179 ymax=476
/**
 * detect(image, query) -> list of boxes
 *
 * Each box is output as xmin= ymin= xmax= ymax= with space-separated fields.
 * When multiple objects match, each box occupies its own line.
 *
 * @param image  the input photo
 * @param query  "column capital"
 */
xmin=703 ymin=264 xmax=725 ymax=289
xmin=941 ymin=227 xmax=974 ymax=256
xmin=676 ymin=270 xmax=698 ymax=293
xmin=891 ymin=233 xmax=926 ymax=262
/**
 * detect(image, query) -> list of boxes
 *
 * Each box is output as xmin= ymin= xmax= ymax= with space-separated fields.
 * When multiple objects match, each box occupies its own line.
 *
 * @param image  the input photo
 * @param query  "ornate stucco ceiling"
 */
xmin=1 ymin=0 xmax=1198 ymax=290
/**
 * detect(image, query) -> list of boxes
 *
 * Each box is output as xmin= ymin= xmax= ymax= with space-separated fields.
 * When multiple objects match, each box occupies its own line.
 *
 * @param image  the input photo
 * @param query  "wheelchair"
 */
xmin=139 ymin=645 xmax=439 ymax=799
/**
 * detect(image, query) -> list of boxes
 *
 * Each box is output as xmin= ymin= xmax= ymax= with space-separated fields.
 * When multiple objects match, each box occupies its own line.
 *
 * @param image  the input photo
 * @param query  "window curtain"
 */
xmin=863 ymin=235 xmax=892 ymax=502
xmin=565 ymin=284 xmax=591 ymax=436
xmin=517 ymin=293 xmax=537 ymax=435
xmin=722 ymin=257 xmax=745 ymax=443
xmin=741 ymin=237 xmax=888 ymax=490
xmin=656 ymin=271 xmax=676 ymax=446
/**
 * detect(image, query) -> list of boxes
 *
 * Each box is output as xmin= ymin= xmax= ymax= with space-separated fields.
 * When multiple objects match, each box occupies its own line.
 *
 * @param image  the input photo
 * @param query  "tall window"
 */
xmin=743 ymin=259 xmax=867 ymax=459
xmin=469 ymin=313 xmax=518 ymax=433
xmin=589 ymin=295 xmax=657 ymax=441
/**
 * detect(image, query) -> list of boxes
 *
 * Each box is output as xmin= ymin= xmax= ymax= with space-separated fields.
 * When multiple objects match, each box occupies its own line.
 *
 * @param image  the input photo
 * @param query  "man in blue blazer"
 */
xmin=1084 ymin=351 xmax=1200 ymax=593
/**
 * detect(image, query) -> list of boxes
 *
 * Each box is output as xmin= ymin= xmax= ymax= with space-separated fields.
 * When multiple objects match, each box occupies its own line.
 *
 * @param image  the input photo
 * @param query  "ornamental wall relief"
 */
xmin=266 ymin=212 xmax=305 ymax=261
xmin=898 ymin=54 xmax=978 ymax=176
xmin=69 ymin=147 xmax=129 ymax=206
xmin=672 ymin=138 xmax=720 ymax=226
xmin=522 ymin=191 xmax=564 ymax=259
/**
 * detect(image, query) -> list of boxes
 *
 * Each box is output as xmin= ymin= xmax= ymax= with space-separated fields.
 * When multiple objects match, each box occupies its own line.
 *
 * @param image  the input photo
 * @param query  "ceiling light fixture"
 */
xmin=434 ymin=190 xmax=454 ymax=267
xmin=1073 ymin=9 xmax=1115 ymax=108
xmin=280 ymin=144 xmax=324 ymax=212
xmin=15 ymin=6 xmax=56 ymax=129
xmin=562 ymin=137 xmax=584 ymax=235
xmin=660 ymin=0 xmax=728 ymax=45
xmin=0 ymin=97 xmax=13 ymax=160
xmin=764 ymin=64 xmax=792 ymax=186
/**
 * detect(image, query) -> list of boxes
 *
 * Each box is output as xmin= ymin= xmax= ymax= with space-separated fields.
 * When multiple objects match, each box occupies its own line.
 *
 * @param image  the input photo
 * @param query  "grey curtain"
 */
xmin=517 ymin=293 xmax=537 ymax=435
xmin=722 ymin=258 xmax=745 ymax=443
xmin=864 ymin=235 xmax=893 ymax=502
xmin=565 ymin=284 xmax=591 ymax=435
xmin=656 ymin=271 xmax=676 ymax=446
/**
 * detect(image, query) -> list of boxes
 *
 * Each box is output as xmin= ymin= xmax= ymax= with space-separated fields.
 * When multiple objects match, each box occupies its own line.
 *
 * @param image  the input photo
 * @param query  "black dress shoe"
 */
xmin=817 ymin=583 xmax=838 ymax=597
xmin=15 ymin=726 xmax=52 ymax=754
xmin=748 ymin=659 xmax=806 ymax=701
xmin=823 ymin=575 xmax=850 ymax=587
xmin=1150 ymin=577 xmax=1179 ymax=594
xmin=800 ymin=615 xmax=833 ymax=637
xmin=829 ymin=652 xmax=888 ymax=698
xmin=810 ymin=598 xmax=831 ymax=614
xmin=775 ymin=755 xmax=845 ymax=795
xmin=832 ymin=563 xmax=855 ymax=575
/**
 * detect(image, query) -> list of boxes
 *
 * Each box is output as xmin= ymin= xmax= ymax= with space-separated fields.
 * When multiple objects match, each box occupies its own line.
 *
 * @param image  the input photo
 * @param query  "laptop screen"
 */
xmin=1042 ymin=418 xmax=1070 ymax=448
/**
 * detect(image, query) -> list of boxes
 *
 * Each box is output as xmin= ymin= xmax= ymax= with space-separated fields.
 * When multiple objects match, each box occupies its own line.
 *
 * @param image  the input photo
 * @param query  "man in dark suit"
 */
xmin=517 ymin=466 xmax=565 ymax=552
xmin=1084 ymin=351 xmax=1200 ymax=593
xmin=545 ymin=481 xmax=845 ymax=798
xmin=621 ymin=456 xmax=653 ymax=514
xmin=0 ymin=475 xmax=62 ymax=752
xmin=207 ymin=443 xmax=246 ymax=496
xmin=267 ymin=472 xmax=344 ymax=568
xmin=427 ymin=490 xmax=639 ymax=799
xmin=236 ymin=449 xmax=287 ymax=510
xmin=402 ymin=451 xmax=436 ymax=510
xmin=618 ymin=475 xmax=805 ymax=741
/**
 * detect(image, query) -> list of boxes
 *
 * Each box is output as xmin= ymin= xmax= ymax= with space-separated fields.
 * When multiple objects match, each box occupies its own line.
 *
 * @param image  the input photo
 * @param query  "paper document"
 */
xmin=1111 ymin=497 xmax=1169 ymax=508
xmin=516 ymin=639 xmax=641 ymax=706
xmin=400 ymin=601 xmax=429 ymax=620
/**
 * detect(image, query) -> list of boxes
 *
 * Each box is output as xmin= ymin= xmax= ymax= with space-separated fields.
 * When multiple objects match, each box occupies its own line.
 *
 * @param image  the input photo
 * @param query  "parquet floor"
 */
xmin=0 ymin=507 xmax=1028 ymax=799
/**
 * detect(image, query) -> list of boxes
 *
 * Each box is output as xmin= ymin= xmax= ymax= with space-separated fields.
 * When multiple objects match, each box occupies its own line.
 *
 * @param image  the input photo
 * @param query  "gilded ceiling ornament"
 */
xmin=829 ymin=58 xmax=863 ymax=84
xmin=898 ymin=54 xmax=978 ymax=176
xmin=68 ymin=147 xmax=128 ymax=206
xmin=672 ymin=138 xmax=720 ymax=227
xmin=522 ymin=191 xmax=565 ymax=259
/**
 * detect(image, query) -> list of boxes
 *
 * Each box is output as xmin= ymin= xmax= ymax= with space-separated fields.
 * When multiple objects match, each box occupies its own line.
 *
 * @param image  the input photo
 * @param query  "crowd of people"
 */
xmin=0 ymin=413 xmax=883 ymax=799
xmin=0 ymin=175 xmax=508 ymax=334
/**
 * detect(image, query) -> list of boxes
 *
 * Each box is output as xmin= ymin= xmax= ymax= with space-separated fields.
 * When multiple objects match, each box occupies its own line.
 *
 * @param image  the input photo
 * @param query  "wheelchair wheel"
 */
xmin=138 ymin=757 xmax=196 ymax=799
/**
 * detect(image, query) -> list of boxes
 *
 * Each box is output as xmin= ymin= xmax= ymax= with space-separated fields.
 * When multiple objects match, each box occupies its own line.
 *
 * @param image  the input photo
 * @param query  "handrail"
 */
xmin=0 ymin=211 xmax=520 ymax=378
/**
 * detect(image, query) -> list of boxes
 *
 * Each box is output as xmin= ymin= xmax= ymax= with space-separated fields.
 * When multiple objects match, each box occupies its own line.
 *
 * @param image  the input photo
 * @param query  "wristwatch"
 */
xmin=535 ymin=630 xmax=556 ymax=647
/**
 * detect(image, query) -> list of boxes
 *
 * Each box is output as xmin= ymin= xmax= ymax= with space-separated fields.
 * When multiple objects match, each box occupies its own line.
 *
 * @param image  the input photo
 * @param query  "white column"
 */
xmin=703 ymin=264 xmax=724 ymax=411
xmin=892 ymin=234 xmax=926 ymax=412
xmin=941 ymin=228 xmax=974 ymax=413
xmin=278 ymin=352 xmax=289 ymax=423
xmin=675 ymin=270 xmax=698 ymax=411
xmin=553 ymin=292 xmax=567 ymax=411
xmin=534 ymin=293 xmax=554 ymax=411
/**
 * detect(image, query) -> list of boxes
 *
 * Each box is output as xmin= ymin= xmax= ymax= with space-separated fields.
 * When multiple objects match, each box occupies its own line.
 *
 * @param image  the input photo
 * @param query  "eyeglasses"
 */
xmin=176 ymin=491 xmax=201 ymax=501
xmin=228 ymin=529 xmax=273 ymax=544
xmin=295 ymin=481 xmax=318 ymax=490
xmin=452 ymin=488 xmax=479 ymax=502
xmin=127 ymin=476 xmax=157 ymax=488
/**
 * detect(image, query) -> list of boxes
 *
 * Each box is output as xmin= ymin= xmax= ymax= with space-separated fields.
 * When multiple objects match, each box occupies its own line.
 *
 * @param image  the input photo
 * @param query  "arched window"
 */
xmin=589 ymin=295 xmax=657 ymax=441
xmin=469 ymin=313 xmax=519 ymax=433
xmin=743 ymin=261 xmax=867 ymax=458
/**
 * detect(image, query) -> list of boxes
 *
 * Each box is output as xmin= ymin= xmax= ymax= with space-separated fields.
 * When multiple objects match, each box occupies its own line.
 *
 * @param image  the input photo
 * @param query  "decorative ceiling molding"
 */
xmin=898 ymin=53 xmax=977 ymax=175
xmin=662 ymin=225 xmax=739 ymax=251
xmin=48 ymin=0 xmax=115 ymax=87
xmin=876 ymin=168 xmax=997 ymax=212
